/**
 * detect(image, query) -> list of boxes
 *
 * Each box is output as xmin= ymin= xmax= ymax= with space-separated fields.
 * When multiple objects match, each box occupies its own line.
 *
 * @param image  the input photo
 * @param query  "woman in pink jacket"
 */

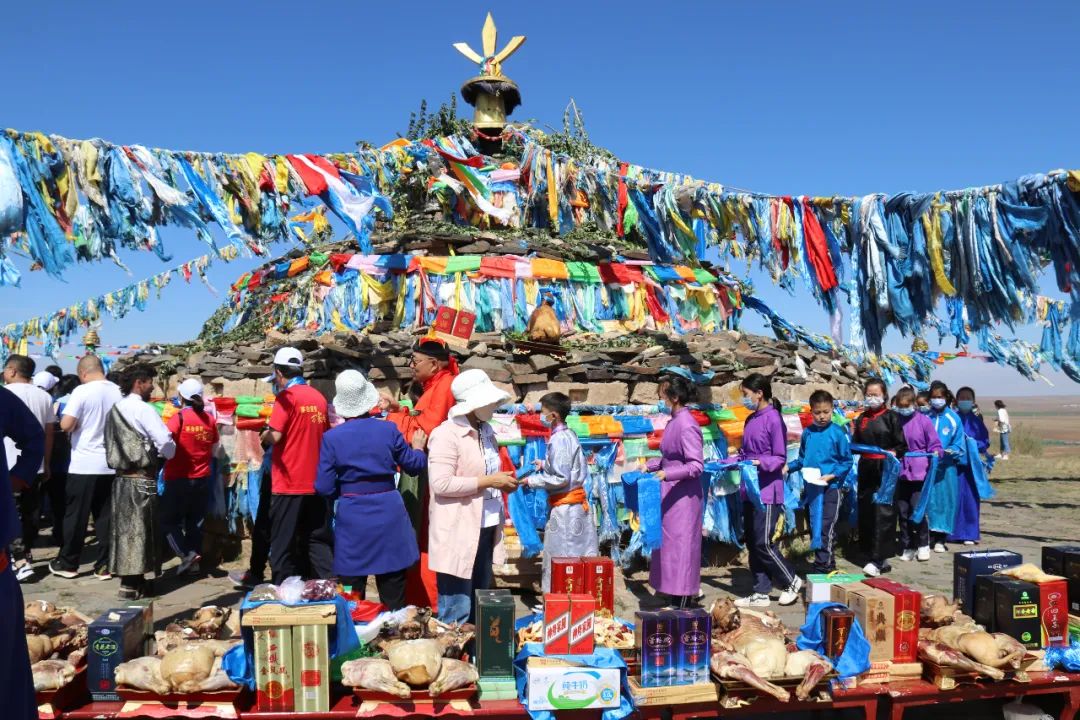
xmin=426 ymin=370 xmax=520 ymax=624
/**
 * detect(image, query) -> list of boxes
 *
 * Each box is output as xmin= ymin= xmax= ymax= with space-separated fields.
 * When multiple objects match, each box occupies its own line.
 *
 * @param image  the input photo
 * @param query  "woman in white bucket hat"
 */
xmin=426 ymin=369 xmax=520 ymax=624
xmin=315 ymin=370 xmax=427 ymax=610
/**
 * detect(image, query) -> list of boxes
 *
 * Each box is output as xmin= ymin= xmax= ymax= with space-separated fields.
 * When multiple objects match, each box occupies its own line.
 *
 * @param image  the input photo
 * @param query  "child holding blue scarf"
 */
xmin=949 ymin=387 xmax=990 ymax=545
xmin=893 ymin=387 xmax=942 ymax=563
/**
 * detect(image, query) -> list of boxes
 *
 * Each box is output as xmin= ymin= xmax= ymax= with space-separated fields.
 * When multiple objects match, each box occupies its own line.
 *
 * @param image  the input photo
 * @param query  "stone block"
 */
xmin=527 ymin=354 xmax=560 ymax=372
xmin=462 ymin=355 xmax=508 ymax=373
xmin=511 ymin=373 xmax=547 ymax=385
xmin=586 ymin=382 xmax=627 ymax=405
xmin=630 ymin=381 xmax=659 ymax=404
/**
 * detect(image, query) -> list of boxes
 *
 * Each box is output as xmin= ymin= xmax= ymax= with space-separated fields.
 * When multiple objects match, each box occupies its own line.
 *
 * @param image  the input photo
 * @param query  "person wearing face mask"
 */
xmin=103 ymin=364 xmax=176 ymax=599
xmin=926 ymin=381 xmax=964 ymax=552
xmin=525 ymin=392 xmax=598 ymax=593
xmin=787 ymin=390 xmax=852 ymax=574
xmin=644 ymin=375 xmax=705 ymax=608
xmin=948 ymin=386 xmax=990 ymax=546
xmin=427 ymin=369 xmax=519 ymax=624
xmin=892 ymin=387 xmax=943 ymax=563
xmin=852 ymin=378 xmax=907 ymax=577
xmin=736 ymin=374 xmax=801 ymax=607
xmin=916 ymin=391 xmax=932 ymax=414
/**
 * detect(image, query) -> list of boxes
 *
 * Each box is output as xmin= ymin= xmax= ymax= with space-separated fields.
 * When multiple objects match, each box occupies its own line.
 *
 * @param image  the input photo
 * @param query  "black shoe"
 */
xmin=118 ymin=586 xmax=142 ymax=600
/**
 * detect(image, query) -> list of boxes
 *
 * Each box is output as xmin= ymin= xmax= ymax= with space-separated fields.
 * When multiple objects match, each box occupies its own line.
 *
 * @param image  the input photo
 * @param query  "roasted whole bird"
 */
xmin=920 ymin=595 xmax=974 ymax=628
xmin=924 ymin=622 xmax=1026 ymax=670
xmin=429 ymin=659 xmax=480 ymax=697
xmin=33 ymin=659 xmax=77 ymax=692
xmin=115 ymin=657 xmax=171 ymax=695
xmin=918 ymin=640 xmax=1005 ymax=680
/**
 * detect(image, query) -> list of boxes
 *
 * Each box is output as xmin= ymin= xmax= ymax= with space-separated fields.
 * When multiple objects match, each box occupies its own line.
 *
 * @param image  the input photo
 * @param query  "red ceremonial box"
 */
xmin=568 ymin=594 xmax=596 ymax=655
xmin=863 ymin=577 xmax=922 ymax=662
xmin=543 ymin=594 xmax=571 ymax=655
xmin=583 ymin=557 xmax=615 ymax=613
xmin=551 ymin=557 xmax=585 ymax=595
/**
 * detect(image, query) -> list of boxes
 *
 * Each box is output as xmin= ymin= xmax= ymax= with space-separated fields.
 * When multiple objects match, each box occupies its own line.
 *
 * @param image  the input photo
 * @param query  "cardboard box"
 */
xmin=1064 ymin=552 xmax=1080 ymax=615
xmin=477 ymin=591 xmax=517 ymax=677
xmin=544 ymin=594 xmax=572 ymax=655
xmin=675 ymin=609 xmax=711 ymax=685
xmin=635 ymin=610 xmax=676 ymax=687
xmin=525 ymin=657 xmax=620 ymax=711
xmin=293 ymin=624 xmax=329 ymax=713
xmin=568 ymin=594 xmax=596 ymax=655
xmin=863 ymin=578 xmax=921 ymax=663
xmin=974 ymin=575 xmax=1009 ymax=631
xmin=551 ymin=558 xmax=585 ymax=594
xmin=1037 ymin=578 xmax=1069 ymax=648
xmin=830 ymin=581 xmax=870 ymax=607
xmin=478 ymin=677 xmax=518 ymax=701
xmin=953 ymin=550 xmax=1023 ymax=611
xmin=806 ymin=573 xmax=865 ymax=604
xmin=88 ymin=608 xmax=151 ymax=701
xmin=822 ymin=607 xmax=855 ymax=661
xmin=1041 ymin=545 xmax=1080 ymax=577
xmin=254 ymin=626 xmax=295 ymax=711
xmin=848 ymin=587 xmax=895 ymax=662
xmin=583 ymin=557 xmax=615 ymax=613
xmin=993 ymin=579 xmax=1041 ymax=649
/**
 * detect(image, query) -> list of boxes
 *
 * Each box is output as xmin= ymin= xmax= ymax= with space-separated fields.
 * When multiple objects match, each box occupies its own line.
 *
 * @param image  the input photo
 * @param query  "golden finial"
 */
xmin=455 ymin=13 xmax=526 ymax=133
xmin=83 ymin=329 xmax=100 ymax=352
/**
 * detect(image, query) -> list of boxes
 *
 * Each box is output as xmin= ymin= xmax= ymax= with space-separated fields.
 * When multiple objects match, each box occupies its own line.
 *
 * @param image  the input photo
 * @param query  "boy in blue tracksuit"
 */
xmin=789 ymin=390 xmax=853 ymax=573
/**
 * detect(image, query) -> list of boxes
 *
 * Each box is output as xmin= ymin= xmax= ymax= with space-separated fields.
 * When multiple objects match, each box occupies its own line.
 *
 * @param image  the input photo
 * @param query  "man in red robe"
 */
xmin=381 ymin=339 xmax=458 ymax=608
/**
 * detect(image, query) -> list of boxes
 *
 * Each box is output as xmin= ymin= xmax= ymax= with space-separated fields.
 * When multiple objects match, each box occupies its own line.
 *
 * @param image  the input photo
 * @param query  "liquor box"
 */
xmin=476 ymin=591 xmax=517 ymax=677
xmin=551 ymin=557 xmax=585 ymax=594
xmin=973 ymin=575 xmax=1010 ymax=631
xmin=543 ymin=594 xmax=571 ymax=655
xmin=88 ymin=608 xmax=151 ymax=701
xmin=806 ymin=573 xmax=865 ymax=604
xmin=1064 ymin=552 xmax=1080 ymax=615
xmin=478 ymin=677 xmax=518 ymax=701
xmin=848 ymin=587 xmax=895 ymax=663
xmin=525 ymin=657 xmax=620 ymax=711
xmin=568 ymin=593 xmax=596 ymax=655
xmin=1036 ymin=577 xmax=1069 ymax=648
xmin=954 ymin=550 xmax=1022 ymax=611
xmin=830 ymin=581 xmax=870 ymax=607
xmin=293 ymin=624 xmax=329 ymax=713
xmin=993 ymin=579 xmax=1041 ymax=649
xmin=1040 ymin=545 xmax=1080 ymax=577
xmin=635 ymin=610 xmax=676 ymax=687
xmin=254 ymin=626 xmax=295 ymax=711
xmin=863 ymin=578 xmax=921 ymax=663
xmin=675 ymin=609 xmax=710 ymax=685
xmin=821 ymin=607 xmax=855 ymax=661
xmin=583 ymin=557 xmax=615 ymax=612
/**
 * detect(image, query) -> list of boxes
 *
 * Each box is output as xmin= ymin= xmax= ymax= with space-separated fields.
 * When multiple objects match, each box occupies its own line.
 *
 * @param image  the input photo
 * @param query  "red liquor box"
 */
xmin=583 ymin=557 xmax=615 ymax=612
xmin=822 ymin=607 xmax=855 ymax=661
xmin=568 ymin=594 xmax=596 ymax=655
xmin=543 ymin=594 xmax=571 ymax=655
xmin=552 ymin=557 xmax=585 ymax=595
xmin=1037 ymin=578 xmax=1069 ymax=647
xmin=863 ymin=578 xmax=922 ymax=662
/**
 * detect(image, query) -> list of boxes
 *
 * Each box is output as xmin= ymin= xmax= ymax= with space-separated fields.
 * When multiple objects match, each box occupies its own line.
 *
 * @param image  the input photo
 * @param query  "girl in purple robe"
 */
xmin=735 ymin=374 xmax=801 ymax=608
xmin=949 ymin=386 xmax=990 ymax=544
xmin=646 ymin=374 xmax=704 ymax=608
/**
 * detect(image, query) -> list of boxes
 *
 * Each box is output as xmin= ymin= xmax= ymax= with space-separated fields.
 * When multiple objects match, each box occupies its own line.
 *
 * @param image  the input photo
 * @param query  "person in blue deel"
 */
xmin=0 ymin=384 xmax=46 ymax=719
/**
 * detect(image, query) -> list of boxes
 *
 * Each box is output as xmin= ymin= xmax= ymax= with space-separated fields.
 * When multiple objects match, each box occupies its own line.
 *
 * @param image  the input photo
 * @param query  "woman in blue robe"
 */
xmin=949 ymin=386 xmax=990 ymax=544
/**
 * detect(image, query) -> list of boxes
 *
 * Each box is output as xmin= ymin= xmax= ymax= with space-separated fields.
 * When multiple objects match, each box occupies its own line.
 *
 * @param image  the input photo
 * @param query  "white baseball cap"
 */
xmin=264 ymin=347 xmax=305 ymax=383
xmin=178 ymin=378 xmax=205 ymax=401
xmin=32 ymin=371 xmax=58 ymax=392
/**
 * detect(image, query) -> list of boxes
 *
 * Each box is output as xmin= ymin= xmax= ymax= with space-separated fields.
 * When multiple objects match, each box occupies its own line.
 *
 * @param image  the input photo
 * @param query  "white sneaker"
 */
xmin=15 ymin=563 xmax=34 ymax=582
xmin=734 ymin=593 xmax=771 ymax=608
xmin=176 ymin=551 xmax=200 ymax=575
xmin=963 ymin=541 xmax=976 ymax=546
xmin=933 ymin=543 xmax=947 ymax=553
xmin=994 ymin=454 xmax=1003 ymax=460
xmin=1001 ymin=455 xmax=1010 ymax=461
xmin=917 ymin=546 xmax=931 ymax=562
xmin=778 ymin=577 xmax=803 ymax=606
xmin=899 ymin=550 xmax=915 ymax=562
xmin=862 ymin=562 xmax=881 ymax=578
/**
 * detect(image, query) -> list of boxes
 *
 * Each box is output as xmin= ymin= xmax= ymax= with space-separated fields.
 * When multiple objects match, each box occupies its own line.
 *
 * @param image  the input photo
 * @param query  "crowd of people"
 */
xmin=1 ymin=343 xmax=1007 ymax=621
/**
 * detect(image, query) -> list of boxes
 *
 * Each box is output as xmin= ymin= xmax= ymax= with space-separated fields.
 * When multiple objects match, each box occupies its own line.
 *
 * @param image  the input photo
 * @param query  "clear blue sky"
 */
xmin=2 ymin=1 xmax=1078 ymax=394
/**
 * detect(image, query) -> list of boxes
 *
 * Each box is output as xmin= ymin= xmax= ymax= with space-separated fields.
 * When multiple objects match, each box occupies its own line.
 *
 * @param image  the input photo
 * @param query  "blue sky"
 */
xmin=2 ymin=1 xmax=1078 ymax=394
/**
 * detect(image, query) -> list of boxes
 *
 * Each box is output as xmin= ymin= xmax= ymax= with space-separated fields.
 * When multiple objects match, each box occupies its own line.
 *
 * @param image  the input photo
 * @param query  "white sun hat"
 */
xmin=178 ymin=378 xmax=205 ymax=401
xmin=333 ymin=369 xmax=380 ymax=419
xmin=447 ymin=369 xmax=511 ymax=419
xmin=32 ymin=371 xmax=58 ymax=392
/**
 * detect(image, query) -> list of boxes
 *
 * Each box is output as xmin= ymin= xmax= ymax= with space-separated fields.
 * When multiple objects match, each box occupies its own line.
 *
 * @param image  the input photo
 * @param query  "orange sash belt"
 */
xmin=549 ymin=487 xmax=589 ymax=512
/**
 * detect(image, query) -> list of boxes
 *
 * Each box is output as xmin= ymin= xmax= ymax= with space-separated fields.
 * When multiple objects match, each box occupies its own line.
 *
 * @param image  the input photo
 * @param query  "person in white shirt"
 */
xmin=106 ymin=363 xmax=175 ymax=600
xmin=3 ymin=355 xmax=56 ymax=581
xmin=50 ymin=355 xmax=122 ymax=580
xmin=993 ymin=399 xmax=1011 ymax=461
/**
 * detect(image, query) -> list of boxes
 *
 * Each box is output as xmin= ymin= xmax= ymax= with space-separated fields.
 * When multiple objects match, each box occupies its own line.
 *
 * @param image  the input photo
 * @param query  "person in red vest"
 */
xmin=381 ymin=339 xmax=459 ymax=608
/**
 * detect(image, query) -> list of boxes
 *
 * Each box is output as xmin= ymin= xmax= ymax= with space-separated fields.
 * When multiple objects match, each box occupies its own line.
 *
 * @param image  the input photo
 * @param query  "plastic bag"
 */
xmin=302 ymin=579 xmax=337 ymax=602
xmin=1044 ymin=640 xmax=1080 ymax=672
xmin=278 ymin=576 xmax=305 ymax=605
xmin=248 ymin=584 xmax=279 ymax=602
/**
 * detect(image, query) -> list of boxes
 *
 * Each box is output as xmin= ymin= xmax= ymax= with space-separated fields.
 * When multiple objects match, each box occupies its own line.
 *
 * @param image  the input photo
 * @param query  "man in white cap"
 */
xmin=32 ymin=371 xmax=58 ymax=394
xmin=261 ymin=347 xmax=332 ymax=582
xmin=162 ymin=378 xmax=219 ymax=576
xmin=2 ymin=355 xmax=55 ymax=581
